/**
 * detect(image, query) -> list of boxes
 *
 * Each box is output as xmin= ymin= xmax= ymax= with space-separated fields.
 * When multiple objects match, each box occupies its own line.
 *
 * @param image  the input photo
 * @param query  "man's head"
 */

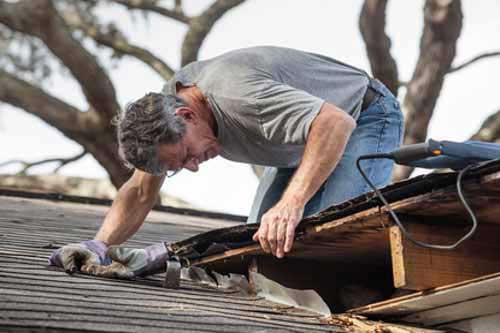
xmin=116 ymin=92 xmax=219 ymax=176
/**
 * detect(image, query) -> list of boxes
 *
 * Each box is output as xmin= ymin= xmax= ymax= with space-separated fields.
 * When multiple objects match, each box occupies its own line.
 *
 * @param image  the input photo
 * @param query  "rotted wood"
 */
xmin=192 ymin=169 xmax=500 ymax=269
xmin=175 ymin=163 xmax=500 ymax=266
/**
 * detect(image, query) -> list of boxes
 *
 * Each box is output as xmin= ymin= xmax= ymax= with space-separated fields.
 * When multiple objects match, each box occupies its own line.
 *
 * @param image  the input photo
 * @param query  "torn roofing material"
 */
xmin=0 ymin=194 xmax=344 ymax=332
xmin=168 ymin=159 xmax=500 ymax=263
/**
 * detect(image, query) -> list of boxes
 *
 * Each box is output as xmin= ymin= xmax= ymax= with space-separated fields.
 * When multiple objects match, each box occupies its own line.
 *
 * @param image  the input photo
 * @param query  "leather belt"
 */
xmin=361 ymin=85 xmax=379 ymax=112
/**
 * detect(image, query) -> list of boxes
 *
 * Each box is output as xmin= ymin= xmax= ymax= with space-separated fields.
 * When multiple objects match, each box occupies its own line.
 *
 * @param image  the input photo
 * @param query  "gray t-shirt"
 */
xmin=163 ymin=46 xmax=370 ymax=168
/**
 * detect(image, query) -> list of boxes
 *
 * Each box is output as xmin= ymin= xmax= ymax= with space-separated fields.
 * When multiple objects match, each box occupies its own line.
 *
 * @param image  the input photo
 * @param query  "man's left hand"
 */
xmin=252 ymin=200 xmax=304 ymax=258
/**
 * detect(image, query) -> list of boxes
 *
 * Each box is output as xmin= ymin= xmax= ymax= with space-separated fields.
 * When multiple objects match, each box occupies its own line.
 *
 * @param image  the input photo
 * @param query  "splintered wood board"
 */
xmin=350 ymin=272 xmax=500 ymax=326
xmin=192 ymin=170 xmax=500 ymax=268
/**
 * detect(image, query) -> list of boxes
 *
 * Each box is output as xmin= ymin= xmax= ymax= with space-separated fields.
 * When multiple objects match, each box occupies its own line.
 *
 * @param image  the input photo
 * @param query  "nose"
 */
xmin=184 ymin=158 xmax=199 ymax=172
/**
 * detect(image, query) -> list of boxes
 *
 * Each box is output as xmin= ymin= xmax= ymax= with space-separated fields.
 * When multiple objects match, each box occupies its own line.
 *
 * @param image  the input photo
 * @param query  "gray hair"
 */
xmin=115 ymin=92 xmax=187 ymax=175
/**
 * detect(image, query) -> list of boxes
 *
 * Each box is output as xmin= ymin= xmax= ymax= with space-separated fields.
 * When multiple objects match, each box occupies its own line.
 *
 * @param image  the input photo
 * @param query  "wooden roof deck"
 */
xmin=0 ymin=193 xmax=341 ymax=333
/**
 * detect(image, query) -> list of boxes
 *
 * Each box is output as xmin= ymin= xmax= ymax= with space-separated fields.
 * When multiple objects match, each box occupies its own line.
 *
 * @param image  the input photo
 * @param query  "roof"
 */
xmin=0 ymin=192 xmax=338 ymax=332
xmin=0 ymin=190 xmax=441 ymax=333
xmin=0 ymin=173 xmax=194 ymax=208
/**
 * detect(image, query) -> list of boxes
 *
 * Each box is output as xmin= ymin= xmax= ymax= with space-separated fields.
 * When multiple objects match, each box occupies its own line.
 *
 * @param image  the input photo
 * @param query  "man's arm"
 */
xmin=253 ymin=102 xmax=357 ymax=258
xmin=95 ymin=169 xmax=165 ymax=245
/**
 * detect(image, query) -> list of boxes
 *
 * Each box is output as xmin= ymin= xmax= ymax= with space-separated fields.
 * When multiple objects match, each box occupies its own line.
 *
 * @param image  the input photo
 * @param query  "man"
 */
xmin=49 ymin=46 xmax=403 ymax=278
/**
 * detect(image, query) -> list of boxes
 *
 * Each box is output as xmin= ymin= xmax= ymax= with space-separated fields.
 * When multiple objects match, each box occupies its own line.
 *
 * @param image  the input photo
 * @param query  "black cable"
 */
xmin=356 ymin=154 xmax=477 ymax=250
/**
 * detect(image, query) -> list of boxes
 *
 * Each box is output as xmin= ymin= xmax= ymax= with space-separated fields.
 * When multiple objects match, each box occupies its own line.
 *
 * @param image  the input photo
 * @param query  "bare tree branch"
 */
xmin=0 ymin=69 xmax=100 ymax=134
xmin=0 ymin=0 xmax=120 ymax=124
xmin=469 ymin=108 xmax=500 ymax=142
xmin=0 ymin=68 xmax=130 ymax=187
xmin=393 ymin=0 xmax=463 ymax=181
xmin=0 ymin=149 xmax=87 ymax=174
xmin=359 ymin=0 xmax=399 ymax=95
xmin=62 ymin=13 xmax=175 ymax=80
xmin=0 ymin=0 xmax=246 ymax=188
xmin=112 ymin=0 xmax=190 ymax=23
xmin=448 ymin=50 xmax=500 ymax=74
xmin=181 ymin=0 xmax=245 ymax=66
xmin=174 ymin=0 xmax=183 ymax=15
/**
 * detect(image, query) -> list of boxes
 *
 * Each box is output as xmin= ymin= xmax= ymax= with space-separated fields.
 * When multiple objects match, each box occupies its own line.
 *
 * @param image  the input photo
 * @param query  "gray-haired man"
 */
xmin=49 ymin=46 xmax=403 ymax=277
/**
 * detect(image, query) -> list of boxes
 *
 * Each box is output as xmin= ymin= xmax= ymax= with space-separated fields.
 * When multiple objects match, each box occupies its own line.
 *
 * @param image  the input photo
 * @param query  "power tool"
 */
xmin=357 ymin=139 xmax=500 ymax=250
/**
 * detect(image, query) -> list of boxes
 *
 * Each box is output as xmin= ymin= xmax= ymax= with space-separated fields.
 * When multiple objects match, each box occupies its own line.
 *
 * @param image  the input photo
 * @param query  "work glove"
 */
xmin=80 ymin=242 xmax=169 ymax=279
xmin=48 ymin=240 xmax=112 ymax=273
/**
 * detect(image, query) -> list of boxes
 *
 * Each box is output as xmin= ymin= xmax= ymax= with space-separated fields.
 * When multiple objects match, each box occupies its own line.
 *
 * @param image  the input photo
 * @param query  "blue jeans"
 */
xmin=247 ymin=79 xmax=404 ymax=223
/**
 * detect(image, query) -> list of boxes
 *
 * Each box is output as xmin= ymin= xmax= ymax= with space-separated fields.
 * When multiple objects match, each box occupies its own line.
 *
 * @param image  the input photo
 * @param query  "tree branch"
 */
xmin=448 ymin=50 xmax=500 ymax=74
xmin=181 ymin=0 xmax=245 ymax=66
xmin=174 ymin=0 xmax=183 ymax=15
xmin=0 ymin=0 xmax=120 ymax=124
xmin=62 ymin=13 xmax=175 ymax=80
xmin=0 ymin=70 xmax=131 ymax=186
xmin=0 ymin=69 xmax=101 ymax=135
xmin=0 ymin=150 xmax=87 ymax=174
xmin=359 ymin=0 xmax=399 ymax=95
xmin=112 ymin=0 xmax=190 ymax=24
xmin=393 ymin=0 xmax=463 ymax=181
xmin=469 ymin=108 xmax=500 ymax=142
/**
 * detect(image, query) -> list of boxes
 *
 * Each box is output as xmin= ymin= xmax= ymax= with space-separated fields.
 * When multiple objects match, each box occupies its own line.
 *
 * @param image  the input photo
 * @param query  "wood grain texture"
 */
xmin=350 ymin=272 xmax=500 ymax=319
xmin=390 ymin=225 xmax=406 ymax=288
xmin=389 ymin=221 xmax=500 ymax=290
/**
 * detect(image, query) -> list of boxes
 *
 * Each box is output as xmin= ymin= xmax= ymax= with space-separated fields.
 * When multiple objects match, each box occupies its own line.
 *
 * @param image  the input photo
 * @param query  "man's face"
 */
xmin=157 ymin=118 xmax=220 ymax=174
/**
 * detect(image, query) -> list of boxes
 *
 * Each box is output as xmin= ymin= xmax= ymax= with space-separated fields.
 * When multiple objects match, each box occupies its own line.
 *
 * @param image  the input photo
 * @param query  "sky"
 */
xmin=1 ymin=0 xmax=500 ymax=215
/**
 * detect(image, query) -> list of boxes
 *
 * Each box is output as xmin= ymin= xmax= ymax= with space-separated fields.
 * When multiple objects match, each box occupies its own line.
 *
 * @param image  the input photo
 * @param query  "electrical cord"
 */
xmin=356 ymin=154 xmax=478 ymax=250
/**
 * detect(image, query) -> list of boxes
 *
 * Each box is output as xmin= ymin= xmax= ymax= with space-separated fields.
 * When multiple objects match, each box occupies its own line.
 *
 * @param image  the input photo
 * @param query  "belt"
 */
xmin=361 ymin=85 xmax=379 ymax=112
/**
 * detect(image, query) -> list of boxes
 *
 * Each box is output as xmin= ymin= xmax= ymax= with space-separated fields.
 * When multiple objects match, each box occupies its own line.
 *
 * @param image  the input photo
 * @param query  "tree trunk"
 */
xmin=393 ymin=0 xmax=463 ymax=181
xmin=359 ymin=0 xmax=399 ymax=95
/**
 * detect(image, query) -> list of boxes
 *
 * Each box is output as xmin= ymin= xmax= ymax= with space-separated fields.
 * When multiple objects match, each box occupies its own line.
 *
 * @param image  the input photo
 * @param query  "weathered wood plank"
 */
xmin=350 ymin=272 xmax=500 ymax=318
xmin=402 ymin=294 xmax=500 ymax=326
xmin=440 ymin=312 xmax=500 ymax=333
xmin=389 ymin=221 xmax=500 ymax=290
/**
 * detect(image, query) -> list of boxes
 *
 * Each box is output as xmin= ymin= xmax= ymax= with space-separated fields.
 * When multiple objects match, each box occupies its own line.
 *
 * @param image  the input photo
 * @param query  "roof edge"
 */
xmin=0 ymin=188 xmax=247 ymax=222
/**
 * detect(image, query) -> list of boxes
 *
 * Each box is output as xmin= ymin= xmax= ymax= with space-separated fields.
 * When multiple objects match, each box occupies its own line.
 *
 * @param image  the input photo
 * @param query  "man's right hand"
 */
xmin=48 ymin=240 xmax=112 ymax=274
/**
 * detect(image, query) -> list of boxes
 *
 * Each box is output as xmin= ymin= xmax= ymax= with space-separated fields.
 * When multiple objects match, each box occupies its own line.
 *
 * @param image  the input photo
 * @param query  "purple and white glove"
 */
xmin=48 ymin=240 xmax=112 ymax=274
xmin=80 ymin=242 xmax=169 ymax=279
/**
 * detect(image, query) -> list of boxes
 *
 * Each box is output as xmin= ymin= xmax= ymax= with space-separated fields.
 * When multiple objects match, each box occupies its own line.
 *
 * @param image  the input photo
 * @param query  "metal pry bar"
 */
xmin=164 ymin=259 xmax=181 ymax=289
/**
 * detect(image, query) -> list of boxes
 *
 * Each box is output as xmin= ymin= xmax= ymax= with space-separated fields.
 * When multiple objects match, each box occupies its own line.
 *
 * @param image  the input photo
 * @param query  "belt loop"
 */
xmin=369 ymin=78 xmax=387 ymax=97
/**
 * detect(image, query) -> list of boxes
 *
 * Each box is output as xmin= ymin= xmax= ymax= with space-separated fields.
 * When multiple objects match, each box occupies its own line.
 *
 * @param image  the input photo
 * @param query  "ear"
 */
xmin=175 ymin=107 xmax=197 ymax=123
